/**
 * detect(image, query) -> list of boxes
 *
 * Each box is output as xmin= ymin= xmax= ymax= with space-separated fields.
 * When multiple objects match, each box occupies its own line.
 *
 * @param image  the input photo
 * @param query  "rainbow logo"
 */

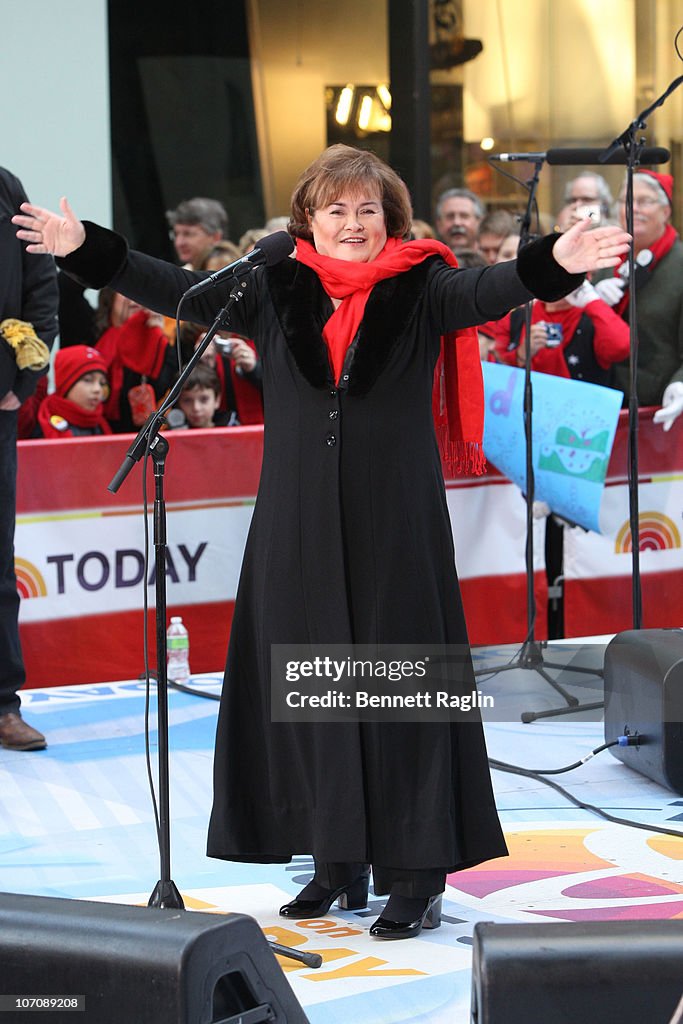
xmin=615 ymin=511 xmax=681 ymax=554
xmin=14 ymin=558 xmax=48 ymax=599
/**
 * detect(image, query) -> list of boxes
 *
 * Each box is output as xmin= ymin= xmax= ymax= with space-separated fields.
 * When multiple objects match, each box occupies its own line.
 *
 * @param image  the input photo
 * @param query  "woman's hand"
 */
xmin=552 ymin=219 xmax=631 ymax=275
xmin=12 ymin=197 xmax=86 ymax=257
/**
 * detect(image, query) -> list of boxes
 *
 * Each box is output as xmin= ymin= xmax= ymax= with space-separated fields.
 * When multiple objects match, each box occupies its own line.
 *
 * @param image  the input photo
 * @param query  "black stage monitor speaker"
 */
xmin=0 ymin=892 xmax=308 ymax=1024
xmin=603 ymin=628 xmax=683 ymax=794
xmin=471 ymin=920 xmax=683 ymax=1023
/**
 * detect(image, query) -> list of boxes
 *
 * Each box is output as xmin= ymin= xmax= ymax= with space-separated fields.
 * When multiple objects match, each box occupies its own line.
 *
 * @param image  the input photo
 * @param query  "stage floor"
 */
xmin=2 ymin=641 xmax=682 ymax=1022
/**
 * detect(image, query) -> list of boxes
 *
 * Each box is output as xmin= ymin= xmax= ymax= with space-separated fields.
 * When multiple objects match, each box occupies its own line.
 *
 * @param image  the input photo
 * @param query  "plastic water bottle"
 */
xmin=167 ymin=616 xmax=191 ymax=683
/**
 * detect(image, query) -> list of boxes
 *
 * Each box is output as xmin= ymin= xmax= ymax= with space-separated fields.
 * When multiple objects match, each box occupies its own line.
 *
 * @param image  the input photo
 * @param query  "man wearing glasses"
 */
xmin=166 ymin=197 xmax=229 ymax=271
xmin=560 ymin=171 xmax=614 ymax=229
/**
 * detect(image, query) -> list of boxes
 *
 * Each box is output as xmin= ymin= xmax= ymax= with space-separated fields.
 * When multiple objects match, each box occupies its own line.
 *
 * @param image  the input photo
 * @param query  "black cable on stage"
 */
xmin=508 ymin=740 xmax=619 ymax=775
xmin=490 ymin=749 xmax=683 ymax=839
xmin=168 ymin=679 xmax=221 ymax=701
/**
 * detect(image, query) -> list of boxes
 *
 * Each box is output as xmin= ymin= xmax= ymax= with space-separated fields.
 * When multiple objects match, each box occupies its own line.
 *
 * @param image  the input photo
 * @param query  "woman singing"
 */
xmin=14 ymin=145 xmax=630 ymax=939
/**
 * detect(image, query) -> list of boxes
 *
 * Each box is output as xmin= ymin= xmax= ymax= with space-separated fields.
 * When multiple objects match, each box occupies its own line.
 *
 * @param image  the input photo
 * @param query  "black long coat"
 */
xmin=61 ymin=228 xmax=581 ymax=873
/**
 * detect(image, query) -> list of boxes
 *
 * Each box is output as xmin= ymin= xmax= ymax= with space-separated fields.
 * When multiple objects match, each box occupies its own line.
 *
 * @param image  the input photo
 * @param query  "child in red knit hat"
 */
xmin=36 ymin=345 xmax=112 ymax=438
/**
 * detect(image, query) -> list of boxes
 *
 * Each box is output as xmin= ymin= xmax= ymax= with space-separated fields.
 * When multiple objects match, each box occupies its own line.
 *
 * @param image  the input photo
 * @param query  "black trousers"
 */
xmin=0 ymin=410 xmax=23 ymax=715
xmin=314 ymin=860 xmax=446 ymax=899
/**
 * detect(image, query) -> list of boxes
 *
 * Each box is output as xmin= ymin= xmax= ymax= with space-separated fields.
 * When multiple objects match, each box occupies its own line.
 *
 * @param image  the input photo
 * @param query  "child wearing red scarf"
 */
xmin=36 ymin=345 xmax=112 ymax=438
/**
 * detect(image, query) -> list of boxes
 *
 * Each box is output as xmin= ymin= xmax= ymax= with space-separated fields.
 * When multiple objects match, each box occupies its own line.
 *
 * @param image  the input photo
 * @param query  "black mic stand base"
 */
xmin=520 ymin=697 xmax=605 ymax=724
xmin=517 ymin=645 xmax=604 ymax=723
xmin=148 ymin=879 xmax=185 ymax=910
xmin=475 ymin=640 xmax=604 ymax=723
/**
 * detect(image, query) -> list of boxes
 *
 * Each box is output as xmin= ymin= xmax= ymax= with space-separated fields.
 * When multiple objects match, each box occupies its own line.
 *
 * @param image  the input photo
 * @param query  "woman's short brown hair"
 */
xmin=288 ymin=144 xmax=413 ymax=241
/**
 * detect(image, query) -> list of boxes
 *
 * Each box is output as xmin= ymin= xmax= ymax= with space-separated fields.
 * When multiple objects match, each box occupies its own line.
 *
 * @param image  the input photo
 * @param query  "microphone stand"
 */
xmin=484 ymin=82 xmax=679 ymax=721
xmin=476 ymin=158 xmax=604 ymax=723
xmin=598 ymin=76 xmax=682 ymax=630
xmin=108 ymin=273 xmax=255 ymax=909
xmin=107 ymin=271 xmax=314 ymax=966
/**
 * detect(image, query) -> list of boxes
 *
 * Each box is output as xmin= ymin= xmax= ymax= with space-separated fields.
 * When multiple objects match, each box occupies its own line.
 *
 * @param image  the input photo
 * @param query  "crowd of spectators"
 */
xmin=18 ymin=169 xmax=683 ymax=439
xmin=428 ymin=166 xmax=683 ymax=639
xmin=18 ymin=195 xmax=271 ymax=439
xmin=428 ymin=169 xmax=683 ymax=420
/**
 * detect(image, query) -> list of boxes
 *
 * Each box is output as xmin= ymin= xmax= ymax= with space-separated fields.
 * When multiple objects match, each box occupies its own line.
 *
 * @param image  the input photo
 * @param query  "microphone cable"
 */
xmin=489 ymin=737 xmax=683 ymax=839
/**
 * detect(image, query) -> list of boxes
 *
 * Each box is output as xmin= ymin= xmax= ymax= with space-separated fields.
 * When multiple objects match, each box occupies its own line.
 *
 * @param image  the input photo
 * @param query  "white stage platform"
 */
xmin=2 ymin=641 xmax=682 ymax=1022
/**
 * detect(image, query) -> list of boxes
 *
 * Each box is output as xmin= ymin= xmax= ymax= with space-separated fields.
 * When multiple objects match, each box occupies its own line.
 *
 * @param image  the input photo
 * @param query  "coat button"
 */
xmin=329 ymin=409 xmax=338 ymax=419
xmin=342 ymin=374 xmax=349 ymax=382
xmin=330 ymin=389 xmax=337 ymax=397
xmin=326 ymin=433 xmax=337 ymax=447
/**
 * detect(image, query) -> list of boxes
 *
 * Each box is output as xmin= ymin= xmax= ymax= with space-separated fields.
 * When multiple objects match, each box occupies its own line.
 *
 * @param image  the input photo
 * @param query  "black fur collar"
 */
xmin=265 ymin=258 xmax=436 ymax=394
xmin=265 ymin=261 xmax=333 ymax=388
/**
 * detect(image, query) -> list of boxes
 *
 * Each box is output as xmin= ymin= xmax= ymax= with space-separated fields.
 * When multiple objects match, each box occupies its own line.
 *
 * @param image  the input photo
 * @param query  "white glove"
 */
xmin=593 ymin=277 xmax=626 ymax=307
xmin=564 ymin=281 xmax=600 ymax=307
xmin=653 ymin=381 xmax=683 ymax=432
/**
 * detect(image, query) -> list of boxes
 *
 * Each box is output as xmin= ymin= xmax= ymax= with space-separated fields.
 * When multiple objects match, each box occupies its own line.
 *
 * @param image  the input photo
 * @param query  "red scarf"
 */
xmin=612 ymin=223 xmax=678 ymax=317
xmin=96 ymin=309 xmax=168 ymax=424
xmin=295 ymin=236 xmax=484 ymax=475
xmin=37 ymin=394 xmax=112 ymax=438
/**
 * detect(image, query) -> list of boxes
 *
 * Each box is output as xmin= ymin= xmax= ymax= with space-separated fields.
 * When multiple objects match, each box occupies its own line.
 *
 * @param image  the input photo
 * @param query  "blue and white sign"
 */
xmin=482 ymin=363 xmax=623 ymax=533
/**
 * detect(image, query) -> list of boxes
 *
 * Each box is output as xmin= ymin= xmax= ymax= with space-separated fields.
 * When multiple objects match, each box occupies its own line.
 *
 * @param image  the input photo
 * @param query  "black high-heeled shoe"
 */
xmin=369 ymin=893 xmax=442 ymax=939
xmin=279 ymin=872 xmax=370 ymax=919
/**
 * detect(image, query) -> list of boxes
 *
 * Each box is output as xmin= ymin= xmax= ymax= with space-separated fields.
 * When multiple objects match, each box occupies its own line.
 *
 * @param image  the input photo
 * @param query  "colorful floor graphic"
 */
xmin=1 ymin=648 xmax=682 ymax=1022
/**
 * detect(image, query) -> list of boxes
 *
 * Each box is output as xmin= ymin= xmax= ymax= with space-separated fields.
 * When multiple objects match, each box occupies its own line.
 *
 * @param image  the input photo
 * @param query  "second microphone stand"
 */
xmin=598 ymin=73 xmax=683 ymax=629
xmin=476 ymin=158 xmax=604 ymax=723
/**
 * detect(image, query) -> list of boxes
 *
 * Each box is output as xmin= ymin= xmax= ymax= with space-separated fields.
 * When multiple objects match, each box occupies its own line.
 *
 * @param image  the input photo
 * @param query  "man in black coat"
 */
xmin=0 ymin=167 xmax=58 ymax=749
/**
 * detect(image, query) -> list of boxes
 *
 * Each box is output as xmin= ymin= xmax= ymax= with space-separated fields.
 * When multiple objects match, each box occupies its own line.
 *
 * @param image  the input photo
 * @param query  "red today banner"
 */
xmin=15 ymin=411 xmax=681 ymax=688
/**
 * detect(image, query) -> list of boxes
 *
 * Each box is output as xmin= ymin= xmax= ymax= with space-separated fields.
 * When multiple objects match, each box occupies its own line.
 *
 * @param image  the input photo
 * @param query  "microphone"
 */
xmin=184 ymin=231 xmax=295 ymax=298
xmin=546 ymin=146 xmax=670 ymax=165
xmin=490 ymin=152 xmax=547 ymax=162
xmin=490 ymin=147 xmax=669 ymax=165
